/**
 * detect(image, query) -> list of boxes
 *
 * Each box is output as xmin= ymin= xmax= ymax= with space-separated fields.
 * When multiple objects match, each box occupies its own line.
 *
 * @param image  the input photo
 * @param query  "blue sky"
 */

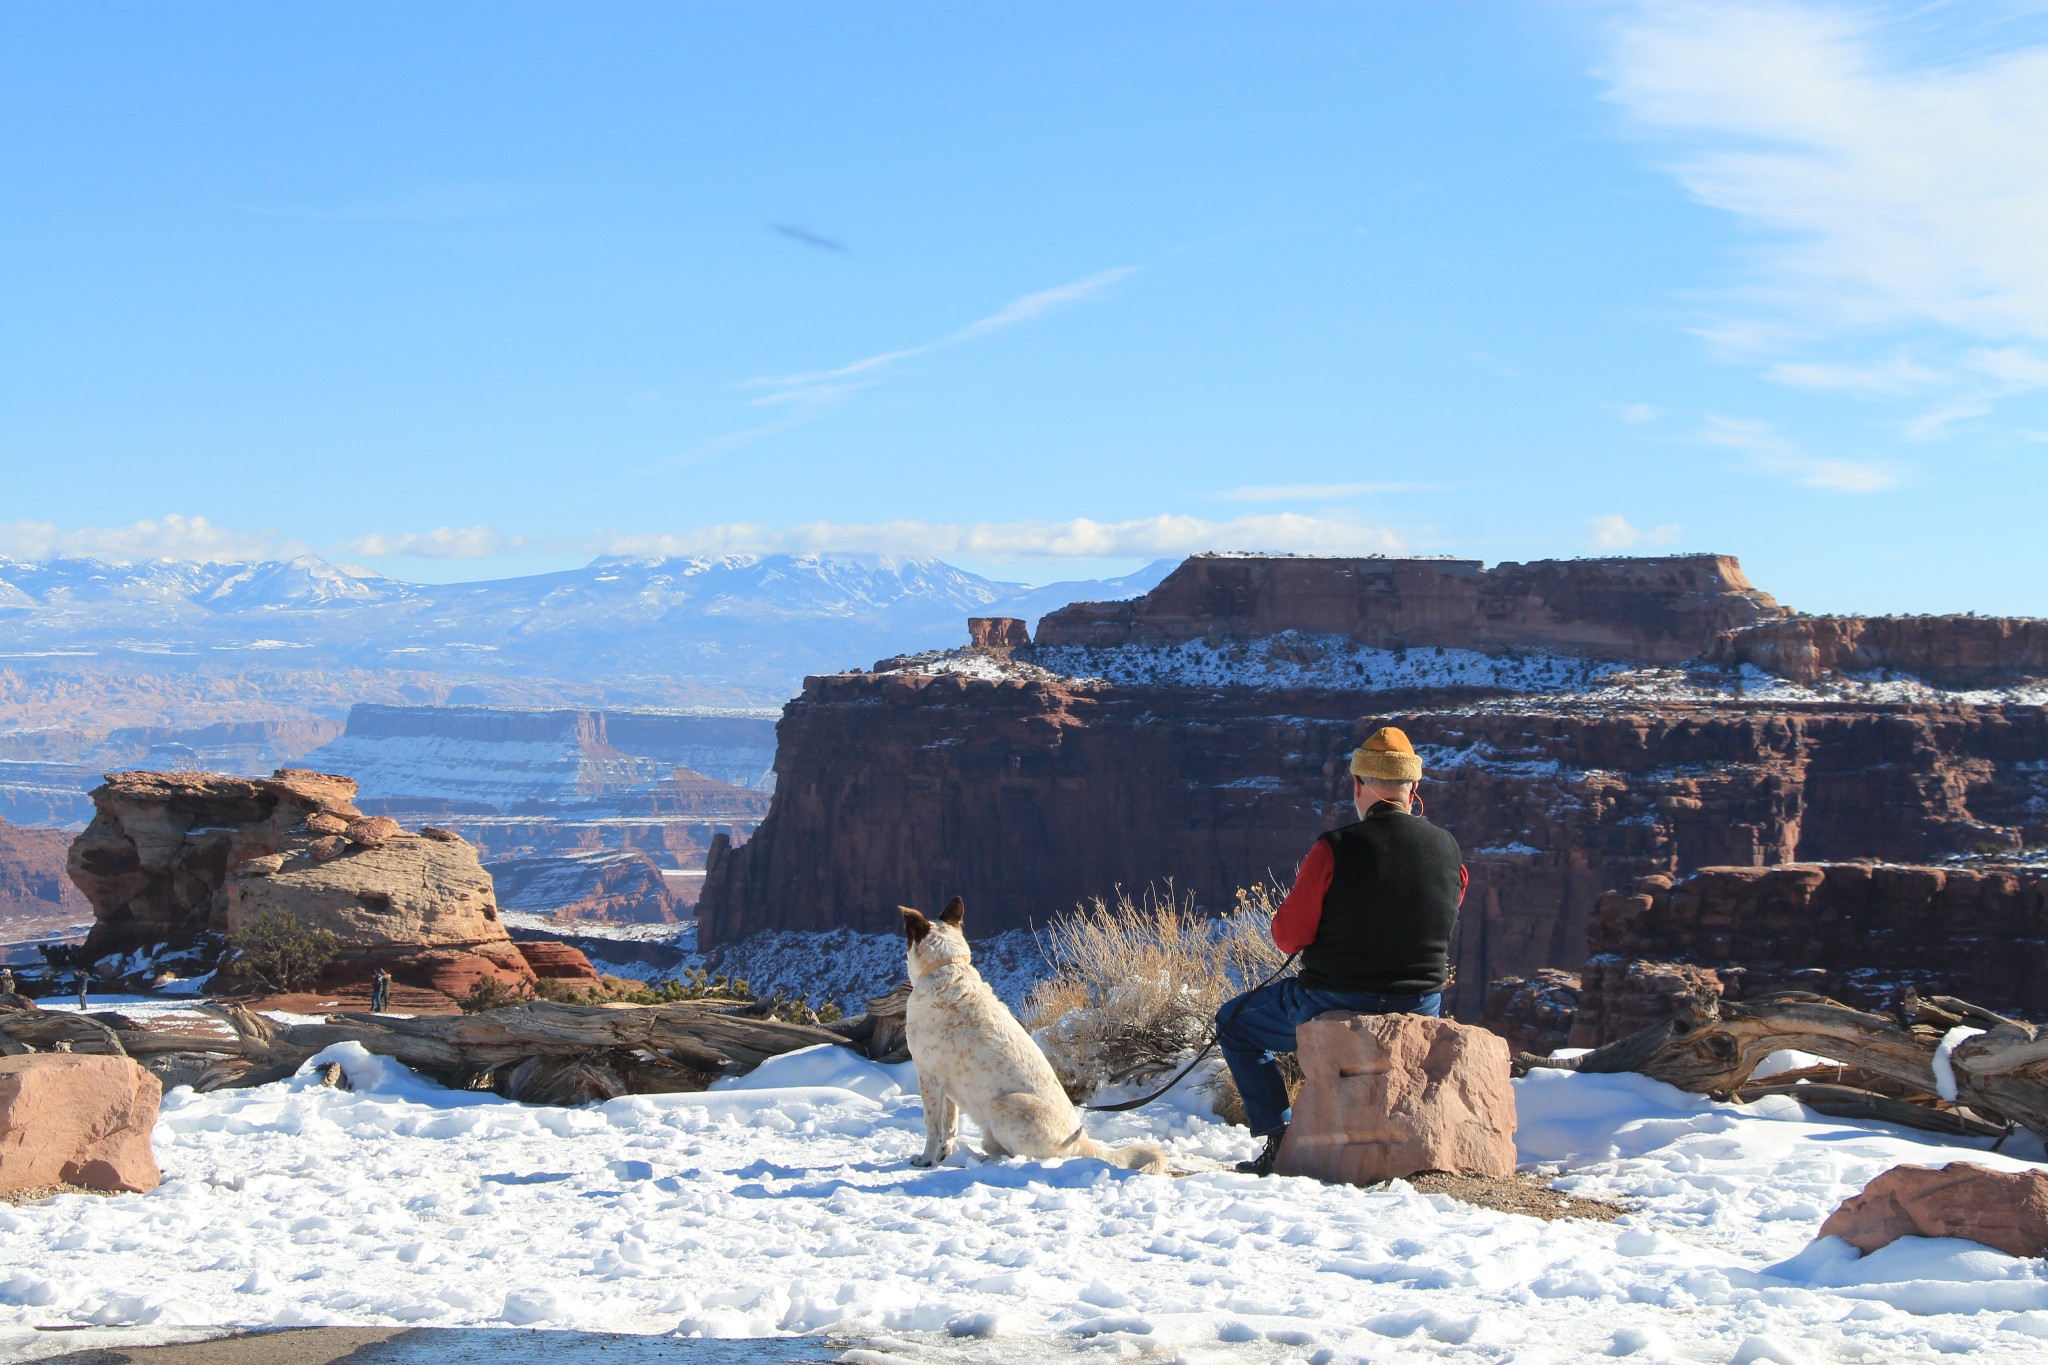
xmin=4 ymin=1 xmax=2047 ymax=614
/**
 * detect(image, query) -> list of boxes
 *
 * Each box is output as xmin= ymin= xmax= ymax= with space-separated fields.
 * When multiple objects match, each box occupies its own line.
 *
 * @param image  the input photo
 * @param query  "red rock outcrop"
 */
xmin=1571 ymin=861 xmax=2048 ymax=1037
xmin=0 ymin=816 xmax=87 ymax=935
xmin=1275 ymin=1012 xmax=1516 ymax=1185
xmin=1716 ymin=616 xmax=2048 ymax=688
xmin=516 ymin=940 xmax=604 ymax=984
xmin=1818 ymin=1162 xmax=2048 ymax=1257
xmin=66 ymin=768 xmax=596 ymax=1001
xmin=1036 ymin=554 xmax=1786 ymax=664
xmin=967 ymin=617 xmax=1031 ymax=650
xmin=1480 ymin=968 xmax=1584 ymax=1058
xmin=0 ymin=1053 xmax=162 ymax=1194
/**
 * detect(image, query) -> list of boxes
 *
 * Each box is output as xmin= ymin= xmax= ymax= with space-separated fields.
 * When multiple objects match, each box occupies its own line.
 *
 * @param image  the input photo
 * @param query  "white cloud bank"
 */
xmin=342 ymin=514 xmax=1407 ymax=562
xmin=1603 ymin=1 xmax=2048 ymax=429
xmin=1697 ymin=415 xmax=1899 ymax=493
xmin=0 ymin=515 xmax=304 ymax=563
xmin=1587 ymin=515 xmax=1682 ymax=551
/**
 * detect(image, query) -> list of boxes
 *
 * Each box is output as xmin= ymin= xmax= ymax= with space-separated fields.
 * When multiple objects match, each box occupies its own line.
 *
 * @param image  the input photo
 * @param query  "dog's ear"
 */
xmin=939 ymin=896 xmax=964 ymax=928
xmin=899 ymin=906 xmax=931 ymax=944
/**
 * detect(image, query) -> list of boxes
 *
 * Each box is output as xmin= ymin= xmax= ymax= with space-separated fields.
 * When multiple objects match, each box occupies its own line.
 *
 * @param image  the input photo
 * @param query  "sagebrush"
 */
xmin=1022 ymin=882 xmax=1294 ymax=1111
xmin=465 ymin=966 xmax=841 ymax=1023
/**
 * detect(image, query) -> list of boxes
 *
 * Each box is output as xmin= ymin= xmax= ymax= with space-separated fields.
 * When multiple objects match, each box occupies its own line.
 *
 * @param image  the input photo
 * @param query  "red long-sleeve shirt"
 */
xmin=1271 ymin=838 xmax=1469 ymax=955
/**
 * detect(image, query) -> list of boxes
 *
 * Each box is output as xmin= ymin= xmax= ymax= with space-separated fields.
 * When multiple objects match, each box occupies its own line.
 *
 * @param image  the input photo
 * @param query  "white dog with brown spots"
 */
xmin=901 ymin=897 xmax=1167 ymax=1174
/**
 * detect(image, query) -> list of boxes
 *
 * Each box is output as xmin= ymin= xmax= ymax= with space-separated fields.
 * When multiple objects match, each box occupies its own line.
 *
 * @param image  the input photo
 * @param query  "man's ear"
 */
xmin=900 ymin=906 xmax=931 ymax=944
xmin=939 ymin=896 xmax=964 ymax=928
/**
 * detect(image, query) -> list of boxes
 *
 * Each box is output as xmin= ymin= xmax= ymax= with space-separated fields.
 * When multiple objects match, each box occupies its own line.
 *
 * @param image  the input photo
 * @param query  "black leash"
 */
xmin=1082 ymin=952 xmax=1298 ymax=1113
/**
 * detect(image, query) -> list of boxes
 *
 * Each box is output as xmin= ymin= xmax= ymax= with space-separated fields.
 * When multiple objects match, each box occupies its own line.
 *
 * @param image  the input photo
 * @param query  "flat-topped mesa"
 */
xmin=1033 ymin=554 xmax=1786 ymax=665
xmin=1715 ymin=615 xmax=2048 ymax=688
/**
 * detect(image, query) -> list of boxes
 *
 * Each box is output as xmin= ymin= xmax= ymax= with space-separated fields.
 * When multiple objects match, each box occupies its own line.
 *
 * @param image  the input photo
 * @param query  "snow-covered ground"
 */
xmin=6 ymin=1040 xmax=2048 ymax=1364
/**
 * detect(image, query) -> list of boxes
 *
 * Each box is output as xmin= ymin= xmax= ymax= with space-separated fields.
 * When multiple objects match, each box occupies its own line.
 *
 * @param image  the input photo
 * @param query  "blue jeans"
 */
xmin=1216 ymin=978 xmax=1442 ymax=1135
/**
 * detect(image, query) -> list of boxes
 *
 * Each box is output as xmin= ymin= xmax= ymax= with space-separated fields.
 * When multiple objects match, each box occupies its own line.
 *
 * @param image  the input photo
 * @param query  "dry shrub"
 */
xmin=1023 ymin=882 xmax=1296 ymax=1106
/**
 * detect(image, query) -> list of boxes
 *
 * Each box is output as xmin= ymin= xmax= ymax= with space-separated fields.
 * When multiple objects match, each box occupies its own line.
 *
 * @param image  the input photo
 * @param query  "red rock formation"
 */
xmin=1819 ymin=1162 xmax=2048 ymax=1257
xmin=1276 ymin=1013 xmax=1517 ymax=1185
xmin=487 ymin=849 xmax=686 ymax=923
xmin=1570 ymin=861 xmax=2048 ymax=1037
xmin=70 ymin=768 xmax=367 ymax=958
xmin=64 ymin=768 xmax=599 ymax=1002
xmin=516 ymin=940 xmax=603 ymax=983
xmin=1480 ymin=968 xmax=1583 ymax=1058
xmin=1716 ymin=616 xmax=2048 ymax=688
xmin=967 ymin=617 xmax=1031 ymax=650
xmin=0 ymin=1053 xmax=162 ymax=1194
xmin=0 ymin=817 xmax=87 ymax=935
xmin=702 ymin=678 xmax=2048 ymax=1019
xmin=699 ymin=555 xmax=2048 ymax=1023
xmin=1036 ymin=554 xmax=1786 ymax=664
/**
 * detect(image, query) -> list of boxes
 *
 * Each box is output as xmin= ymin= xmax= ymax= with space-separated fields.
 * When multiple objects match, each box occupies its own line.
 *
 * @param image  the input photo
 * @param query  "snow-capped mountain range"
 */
xmin=0 ymin=552 xmax=1176 ymax=700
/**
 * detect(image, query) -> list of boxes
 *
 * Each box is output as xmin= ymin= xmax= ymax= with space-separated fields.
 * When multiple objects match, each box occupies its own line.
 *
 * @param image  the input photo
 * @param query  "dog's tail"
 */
xmin=1067 ymin=1136 xmax=1170 ymax=1175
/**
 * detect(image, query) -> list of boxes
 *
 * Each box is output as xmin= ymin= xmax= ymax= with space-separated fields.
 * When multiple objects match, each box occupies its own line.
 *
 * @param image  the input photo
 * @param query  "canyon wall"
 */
xmin=0 ymin=817 xmax=87 ymax=939
xmin=701 ymin=674 xmax=2047 ymax=1016
xmin=700 ymin=553 xmax=2048 ymax=1019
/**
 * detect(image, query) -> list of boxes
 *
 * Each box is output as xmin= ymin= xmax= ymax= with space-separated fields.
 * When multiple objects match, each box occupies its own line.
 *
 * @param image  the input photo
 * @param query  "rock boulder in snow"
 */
xmin=1277 ymin=1012 xmax=1516 ymax=1186
xmin=1818 ymin=1161 xmax=2048 ymax=1257
xmin=0 ymin=1053 xmax=162 ymax=1194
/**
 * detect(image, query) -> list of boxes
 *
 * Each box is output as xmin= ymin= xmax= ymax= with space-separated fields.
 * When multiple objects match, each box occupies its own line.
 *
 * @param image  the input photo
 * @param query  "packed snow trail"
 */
xmin=3 ymin=1043 xmax=2047 ymax=1363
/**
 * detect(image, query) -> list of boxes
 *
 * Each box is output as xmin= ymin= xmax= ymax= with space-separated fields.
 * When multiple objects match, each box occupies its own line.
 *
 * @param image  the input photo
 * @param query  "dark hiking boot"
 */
xmin=1234 ymin=1128 xmax=1286 ymax=1176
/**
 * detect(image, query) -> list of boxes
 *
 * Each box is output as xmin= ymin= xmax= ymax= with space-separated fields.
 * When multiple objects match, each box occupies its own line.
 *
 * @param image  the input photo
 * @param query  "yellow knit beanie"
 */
xmin=1350 ymin=726 xmax=1422 ymax=783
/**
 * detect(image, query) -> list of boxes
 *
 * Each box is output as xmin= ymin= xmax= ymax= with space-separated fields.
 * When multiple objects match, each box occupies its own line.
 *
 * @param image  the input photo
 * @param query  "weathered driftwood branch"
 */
xmin=1519 ymin=989 xmax=2048 ymax=1139
xmin=0 ymin=997 xmax=869 ymax=1105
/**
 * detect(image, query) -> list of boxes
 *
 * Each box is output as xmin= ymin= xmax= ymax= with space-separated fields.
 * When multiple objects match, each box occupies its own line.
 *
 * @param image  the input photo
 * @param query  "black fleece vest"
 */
xmin=1297 ymin=801 xmax=1462 ymax=996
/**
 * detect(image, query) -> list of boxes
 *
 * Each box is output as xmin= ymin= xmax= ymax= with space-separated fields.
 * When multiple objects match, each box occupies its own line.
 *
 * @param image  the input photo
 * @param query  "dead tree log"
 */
xmin=1519 ymin=989 xmax=2048 ymax=1139
xmin=0 ymin=996 xmax=871 ymax=1105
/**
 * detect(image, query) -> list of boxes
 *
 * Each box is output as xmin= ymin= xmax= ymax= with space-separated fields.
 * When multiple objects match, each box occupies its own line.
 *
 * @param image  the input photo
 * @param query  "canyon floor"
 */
xmin=4 ymin=999 xmax=2048 ymax=1364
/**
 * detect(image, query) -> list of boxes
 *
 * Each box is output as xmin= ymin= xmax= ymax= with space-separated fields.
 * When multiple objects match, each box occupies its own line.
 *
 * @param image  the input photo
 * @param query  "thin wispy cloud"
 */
xmin=0 ymin=515 xmax=304 ymax=563
xmin=1587 ymin=514 xmax=1682 ymax=551
xmin=342 ymin=513 xmax=1405 ymax=563
xmin=633 ymin=266 xmax=1143 ymax=477
xmin=1697 ymin=415 xmax=1900 ymax=493
xmin=1603 ymin=2 xmax=2048 ymax=432
xmin=739 ymin=266 xmax=1141 ymax=408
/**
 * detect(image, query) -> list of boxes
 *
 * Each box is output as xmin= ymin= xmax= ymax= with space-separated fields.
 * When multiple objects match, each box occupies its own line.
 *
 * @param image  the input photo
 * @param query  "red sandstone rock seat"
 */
xmin=1276 ymin=1012 xmax=1517 ymax=1186
xmin=0 ymin=1053 xmax=162 ymax=1194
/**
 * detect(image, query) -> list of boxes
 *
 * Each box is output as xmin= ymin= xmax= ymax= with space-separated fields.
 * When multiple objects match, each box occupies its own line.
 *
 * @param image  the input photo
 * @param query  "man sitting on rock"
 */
xmin=1216 ymin=726 xmax=1467 ymax=1175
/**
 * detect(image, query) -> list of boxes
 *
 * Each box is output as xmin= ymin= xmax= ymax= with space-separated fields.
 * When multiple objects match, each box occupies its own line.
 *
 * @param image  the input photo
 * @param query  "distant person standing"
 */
xmin=0 ymin=966 xmax=15 ymax=997
xmin=74 ymin=969 xmax=89 ymax=1010
xmin=370 ymin=967 xmax=391 ymax=1013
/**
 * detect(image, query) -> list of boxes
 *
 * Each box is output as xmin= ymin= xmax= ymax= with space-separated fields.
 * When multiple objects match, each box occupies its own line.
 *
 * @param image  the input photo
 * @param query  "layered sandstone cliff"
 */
xmin=699 ymin=554 xmax=2048 ymax=1019
xmin=1036 ymin=554 xmax=1786 ymax=664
